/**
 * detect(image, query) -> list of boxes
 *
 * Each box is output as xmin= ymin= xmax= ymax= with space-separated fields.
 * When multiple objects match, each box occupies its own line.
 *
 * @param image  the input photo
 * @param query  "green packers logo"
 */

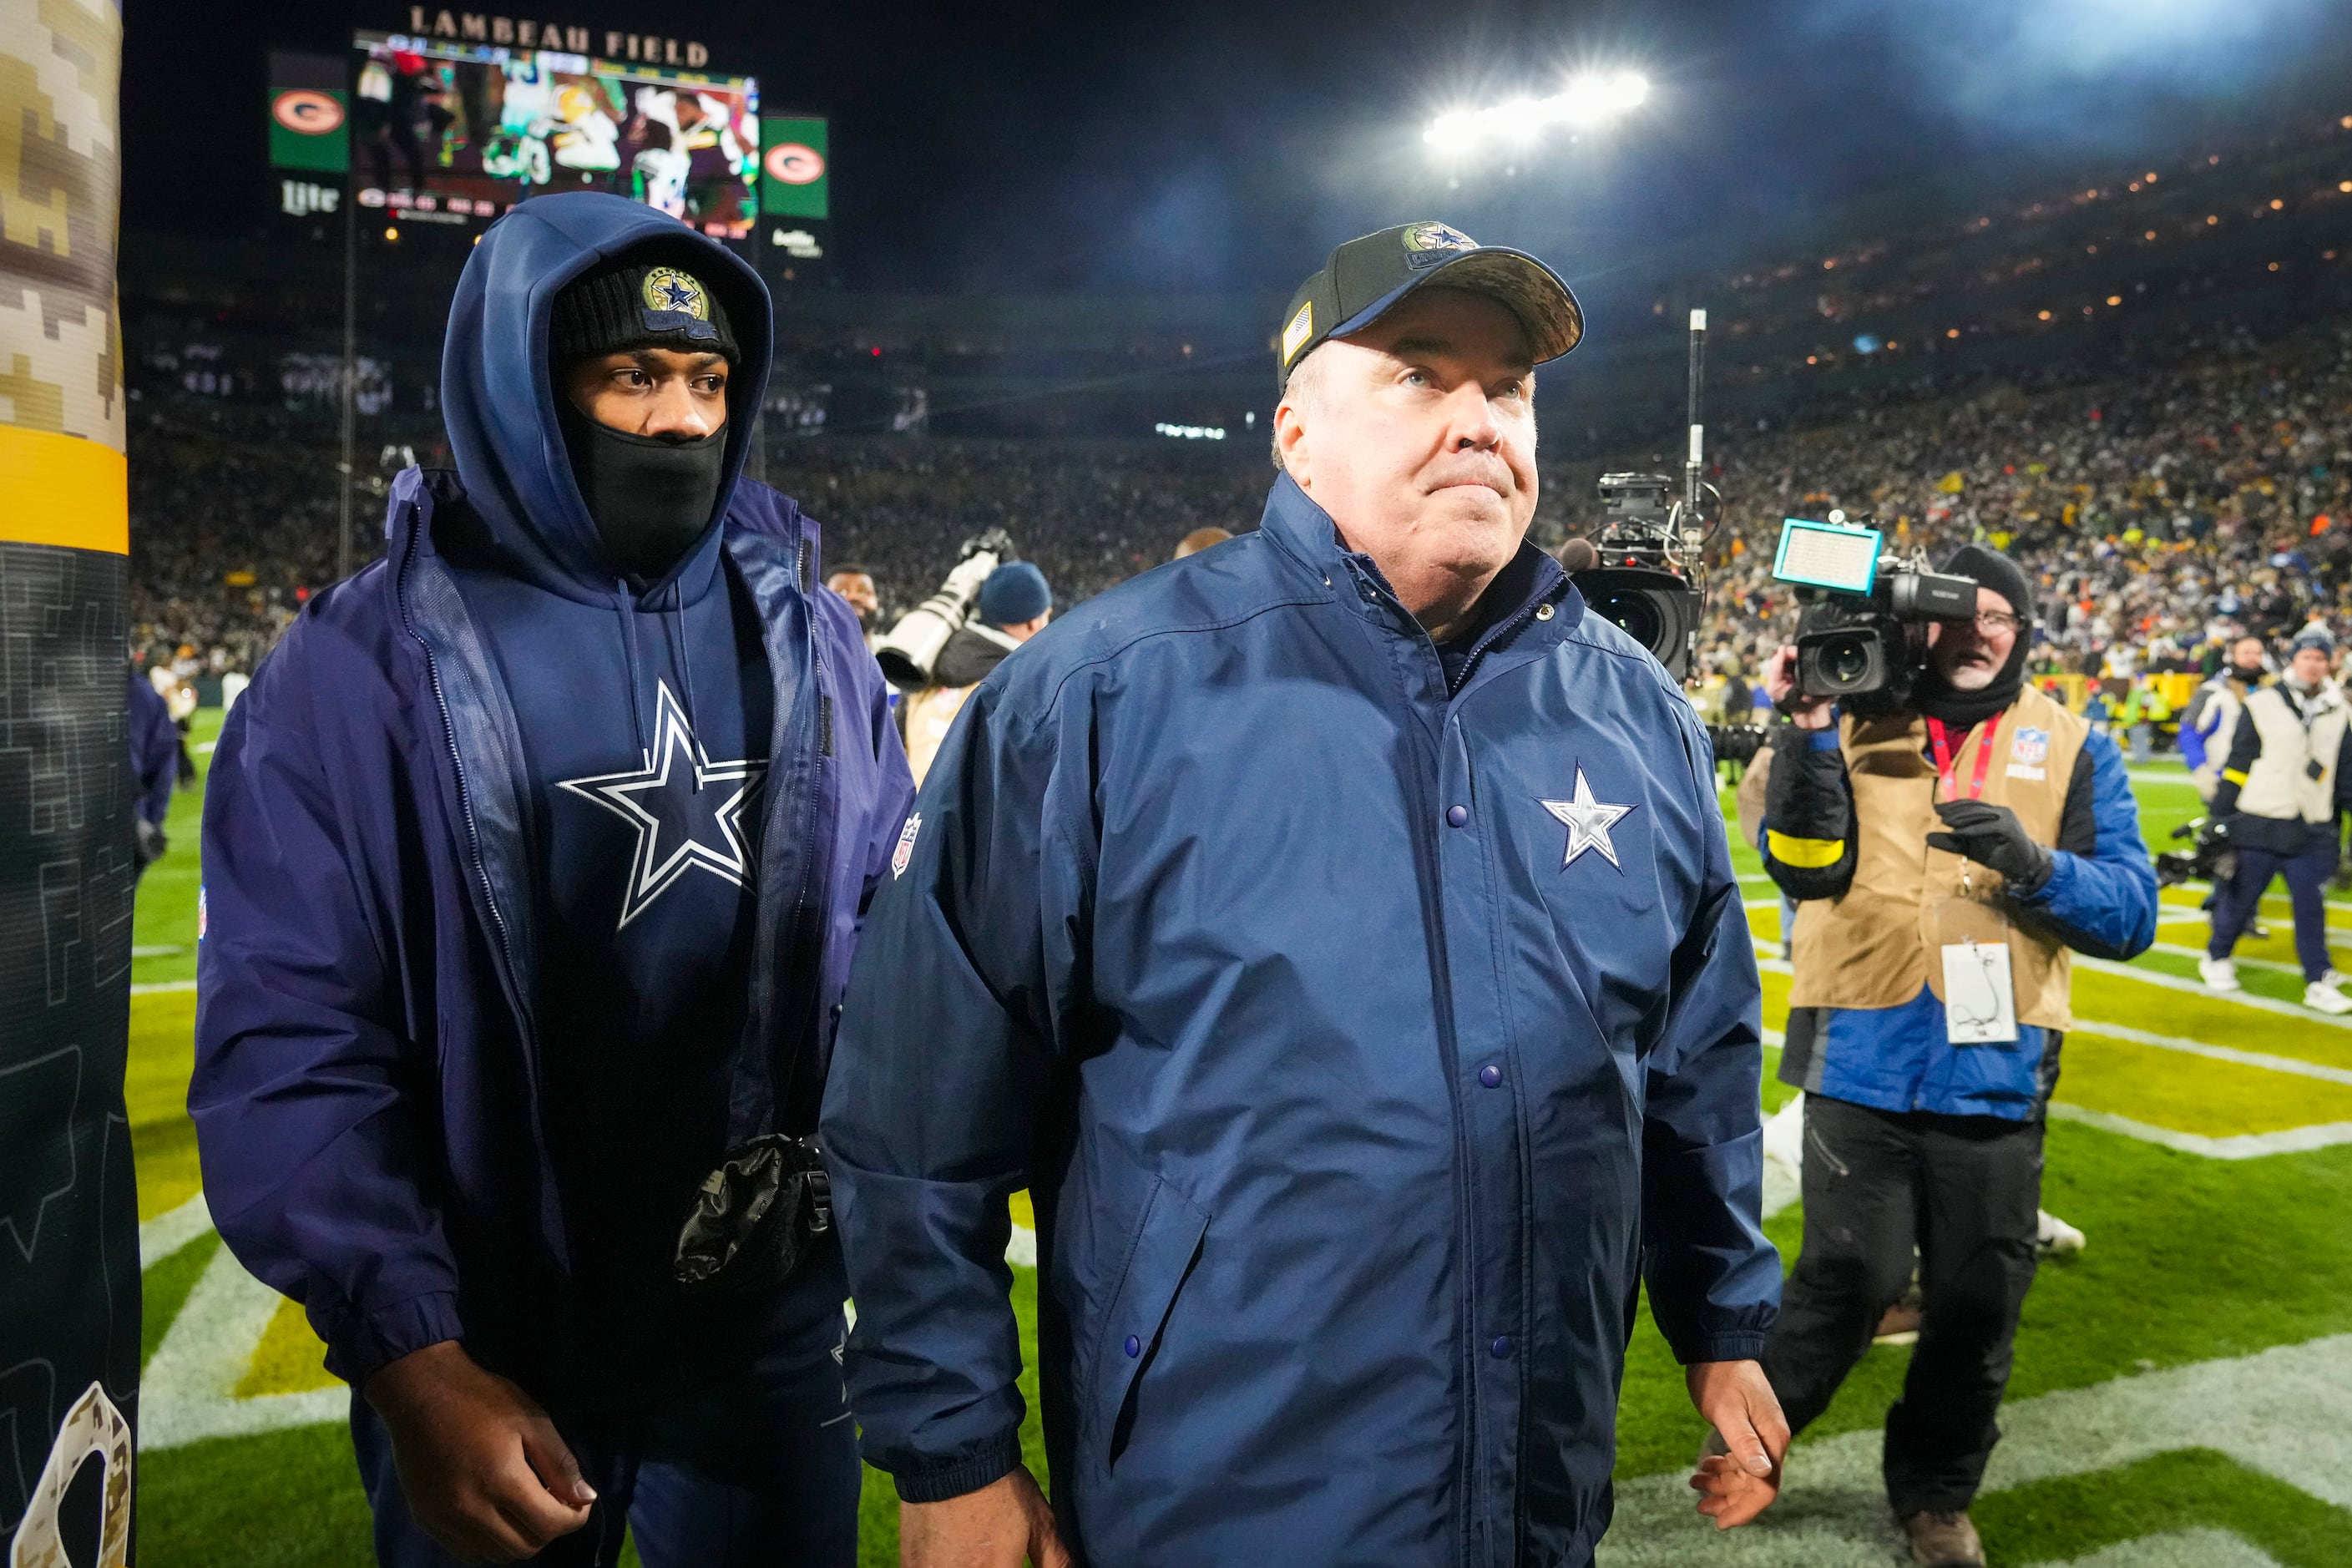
xmin=642 ymin=267 xmax=710 ymax=321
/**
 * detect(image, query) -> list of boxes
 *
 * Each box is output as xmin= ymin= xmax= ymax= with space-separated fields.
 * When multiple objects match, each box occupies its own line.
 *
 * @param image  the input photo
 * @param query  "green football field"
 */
xmin=124 ymin=709 xmax=2352 ymax=1566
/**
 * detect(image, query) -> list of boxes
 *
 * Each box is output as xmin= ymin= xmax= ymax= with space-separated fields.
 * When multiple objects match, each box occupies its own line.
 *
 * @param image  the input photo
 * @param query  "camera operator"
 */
xmin=1755 ymin=544 xmax=2156 ymax=1568
xmin=2201 ymin=625 xmax=2352 ymax=1013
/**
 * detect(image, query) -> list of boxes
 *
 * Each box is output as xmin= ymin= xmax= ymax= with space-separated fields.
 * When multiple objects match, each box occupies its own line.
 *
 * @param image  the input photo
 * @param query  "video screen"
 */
xmin=351 ymin=31 xmax=759 ymax=237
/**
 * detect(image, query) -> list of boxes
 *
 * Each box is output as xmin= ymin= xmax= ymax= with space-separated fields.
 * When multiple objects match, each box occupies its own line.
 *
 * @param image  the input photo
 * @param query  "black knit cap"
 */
xmin=1940 ymin=543 xmax=2035 ymax=625
xmin=549 ymin=259 xmax=740 ymax=370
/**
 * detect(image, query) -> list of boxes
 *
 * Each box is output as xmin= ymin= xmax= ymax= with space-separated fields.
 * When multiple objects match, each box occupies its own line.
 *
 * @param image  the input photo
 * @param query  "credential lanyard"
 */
xmin=1927 ymin=714 xmax=2000 ymax=802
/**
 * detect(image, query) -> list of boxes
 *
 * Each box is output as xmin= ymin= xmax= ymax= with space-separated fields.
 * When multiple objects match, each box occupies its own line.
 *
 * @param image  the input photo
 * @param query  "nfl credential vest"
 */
xmin=2233 ymin=682 xmax=2349 ymax=823
xmin=1789 ymin=682 xmax=2086 ymax=1029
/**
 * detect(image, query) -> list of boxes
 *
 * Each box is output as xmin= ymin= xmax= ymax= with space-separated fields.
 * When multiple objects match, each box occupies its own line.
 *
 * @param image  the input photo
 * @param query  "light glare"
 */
xmin=1424 ymin=68 xmax=1649 ymax=154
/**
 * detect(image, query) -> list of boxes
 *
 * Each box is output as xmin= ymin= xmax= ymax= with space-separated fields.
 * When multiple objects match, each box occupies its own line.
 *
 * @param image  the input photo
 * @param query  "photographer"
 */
xmin=1756 ymin=544 xmax=2155 ymax=1568
xmin=2201 ymin=625 xmax=2352 ymax=1013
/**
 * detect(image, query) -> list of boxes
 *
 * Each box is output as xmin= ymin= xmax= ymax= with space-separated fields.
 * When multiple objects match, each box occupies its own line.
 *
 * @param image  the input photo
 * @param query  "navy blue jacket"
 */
xmin=823 ymin=476 xmax=1779 ymax=1566
xmin=128 ymin=670 xmax=176 ymax=828
xmin=191 ymin=194 xmax=913 ymax=1388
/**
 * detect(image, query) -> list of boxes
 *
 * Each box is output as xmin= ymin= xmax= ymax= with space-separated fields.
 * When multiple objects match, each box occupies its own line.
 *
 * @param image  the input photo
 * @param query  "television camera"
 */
xmin=2155 ymin=816 xmax=2235 ymax=889
xmin=1555 ymin=311 xmax=1763 ymax=764
xmin=1768 ymin=513 xmax=1980 ymax=713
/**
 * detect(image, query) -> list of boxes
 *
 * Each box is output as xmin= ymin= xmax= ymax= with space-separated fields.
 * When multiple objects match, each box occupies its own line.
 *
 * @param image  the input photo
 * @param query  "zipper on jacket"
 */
xmin=398 ymin=503 xmax=529 ymax=996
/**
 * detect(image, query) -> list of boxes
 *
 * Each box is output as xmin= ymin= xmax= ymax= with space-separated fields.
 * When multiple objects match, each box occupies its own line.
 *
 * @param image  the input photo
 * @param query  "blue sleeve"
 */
xmin=2011 ymin=728 xmax=2157 ymax=961
xmin=1641 ymin=712 xmax=1782 ymax=1364
xmin=821 ymin=678 xmax=1090 ymax=1503
xmin=2176 ymin=698 xmax=2209 ymax=771
xmin=128 ymin=675 xmax=178 ymax=827
xmin=190 ymin=642 xmax=466 ymax=1384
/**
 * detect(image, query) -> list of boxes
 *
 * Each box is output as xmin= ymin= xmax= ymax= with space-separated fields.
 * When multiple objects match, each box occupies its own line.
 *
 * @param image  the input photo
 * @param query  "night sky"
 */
xmin=126 ymin=0 xmax=2352 ymax=302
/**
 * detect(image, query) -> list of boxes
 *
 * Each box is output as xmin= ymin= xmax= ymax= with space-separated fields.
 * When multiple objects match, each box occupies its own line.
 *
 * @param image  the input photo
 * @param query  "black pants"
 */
xmin=352 ymin=1302 xmax=860 ymax=1567
xmin=2209 ymin=839 xmax=2338 ymax=982
xmin=1759 ymin=1094 xmax=2042 ymax=1517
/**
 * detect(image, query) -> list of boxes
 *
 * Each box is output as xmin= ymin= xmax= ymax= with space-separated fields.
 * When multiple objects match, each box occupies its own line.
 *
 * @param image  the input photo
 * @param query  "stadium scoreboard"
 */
xmin=346 ymin=29 xmax=761 ymax=236
xmin=267 ymin=28 xmax=832 ymax=248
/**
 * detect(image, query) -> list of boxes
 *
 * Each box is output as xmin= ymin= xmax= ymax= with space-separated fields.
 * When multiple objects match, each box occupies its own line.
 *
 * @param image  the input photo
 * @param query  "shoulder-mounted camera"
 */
xmin=1770 ymin=513 xmax=1977 ymax=714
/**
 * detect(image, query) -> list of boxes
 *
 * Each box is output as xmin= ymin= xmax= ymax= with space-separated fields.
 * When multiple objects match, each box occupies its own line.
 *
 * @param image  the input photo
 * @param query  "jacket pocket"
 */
xmin=1087 ymin=1174 xmax=1208 ymax=1471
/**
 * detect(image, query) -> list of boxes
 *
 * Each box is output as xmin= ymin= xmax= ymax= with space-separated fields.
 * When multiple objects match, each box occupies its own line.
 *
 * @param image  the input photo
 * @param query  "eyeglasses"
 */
xmin=1972 ymin=611 xmax=2024 ymax=635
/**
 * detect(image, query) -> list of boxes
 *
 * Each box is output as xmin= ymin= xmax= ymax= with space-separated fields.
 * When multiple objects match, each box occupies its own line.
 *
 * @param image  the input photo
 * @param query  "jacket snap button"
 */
xmin=1446 ymin=804 xmax=1470 ymax=828
xmin=1479 ymin=1065 xmax=1502 ymax=1088
xmin=1535 ymin=603 xmax=1555 ymax=620
xmin=1490 ymin=1337 xmax=1512 ymax=1358
xmin=1124 ymin=1334 xmax=1141 ymax=1358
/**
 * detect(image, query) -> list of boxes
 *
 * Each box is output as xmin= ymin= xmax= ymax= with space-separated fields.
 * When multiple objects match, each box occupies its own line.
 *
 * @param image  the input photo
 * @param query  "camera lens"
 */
xmin=1589 ymin=589 xmax=1662 ymax=653
xmin=1818 ymin=633 xmax=1875 ymax=691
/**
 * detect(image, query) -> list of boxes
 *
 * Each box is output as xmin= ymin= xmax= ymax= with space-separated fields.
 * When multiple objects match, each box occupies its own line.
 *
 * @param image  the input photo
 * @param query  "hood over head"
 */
xmin=439 ymin=192 xmax=773 ymax=601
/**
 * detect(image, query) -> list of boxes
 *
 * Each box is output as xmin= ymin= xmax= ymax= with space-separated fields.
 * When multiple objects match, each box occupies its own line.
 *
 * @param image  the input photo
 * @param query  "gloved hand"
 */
xmin=134 ymin=817 xmax=168 ymax=867
xmin=958 ymin=528 xmax=1018 ymax=564
xmin=1926 ymin=798 xmax=2051 ymax=893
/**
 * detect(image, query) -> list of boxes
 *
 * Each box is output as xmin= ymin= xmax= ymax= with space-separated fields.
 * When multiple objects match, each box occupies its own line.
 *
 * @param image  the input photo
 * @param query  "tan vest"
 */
xmin=2235 ymin=682 xmax=2349 ymax=823
xmin=1789 ymin=682 xmax=2086 ymax=1030
xmin=901 ymin=682 xmax=977 ymax=787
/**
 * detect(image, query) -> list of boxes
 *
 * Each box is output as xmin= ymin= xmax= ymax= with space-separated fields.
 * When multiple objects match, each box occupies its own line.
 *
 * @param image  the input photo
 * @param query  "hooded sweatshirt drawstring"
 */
xmin=666 ymin=594 xmax=701 ymax=792
xmin=615 ymin=580 xmax=648 ymax=762
xmin=615 ymin=575 xmax=704 ymax=790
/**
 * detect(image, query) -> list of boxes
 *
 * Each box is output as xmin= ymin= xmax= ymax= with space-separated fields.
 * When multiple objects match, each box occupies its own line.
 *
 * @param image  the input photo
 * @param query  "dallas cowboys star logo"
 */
xmin=658 ymin=276 xmax=700 ymax=311
xmin=556 ymin=680 xmax=765 ymax=930
xmin=1540 ymin=768 xmax=1636 ymax=870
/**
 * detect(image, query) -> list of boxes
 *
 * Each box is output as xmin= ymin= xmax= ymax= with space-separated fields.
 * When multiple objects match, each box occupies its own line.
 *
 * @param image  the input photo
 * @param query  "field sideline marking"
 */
xmin=140 ymin=1192 xmax=212 ymax=1270
xmin=142 ymin=1238 xmax=347 ymax=1449
xmin=2074 ymin=953 xmax=2352 ymax=1029
xmin=131 ymin=979 xmax=196 ymax=996
xmin=1599 ymin=1332 xmax=2352 ymax=1565
xmin=2046 ymin=1103 xmax=2352 ymax=1159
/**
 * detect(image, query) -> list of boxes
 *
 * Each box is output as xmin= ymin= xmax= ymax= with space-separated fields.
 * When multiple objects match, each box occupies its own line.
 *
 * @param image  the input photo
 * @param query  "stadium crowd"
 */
xmin=1682 ymin=315 xmax=2352 ymax=710
xmin=127 ymin=310 xmax=2352 ymax=708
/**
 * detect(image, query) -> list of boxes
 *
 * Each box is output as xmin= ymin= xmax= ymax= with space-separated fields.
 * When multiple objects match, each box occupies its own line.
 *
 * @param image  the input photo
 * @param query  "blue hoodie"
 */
xmin=192 ymin=194 xmax=915 ymax=1402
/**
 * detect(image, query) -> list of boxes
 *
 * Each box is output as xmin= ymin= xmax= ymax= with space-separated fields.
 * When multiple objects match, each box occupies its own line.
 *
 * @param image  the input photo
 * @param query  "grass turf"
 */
xmin=124 ymin=729 xmax=2351 ymax=1565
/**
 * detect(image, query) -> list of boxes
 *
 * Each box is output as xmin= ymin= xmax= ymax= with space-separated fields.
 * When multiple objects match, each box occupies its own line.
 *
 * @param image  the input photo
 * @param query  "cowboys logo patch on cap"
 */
xmin=1274 ymin=220 xmax=1583 ymax=390
xmin=1400 ymin=221 xmax=1478 ymax=267
xmin=640 ymin=266 xmax=717 ymax=341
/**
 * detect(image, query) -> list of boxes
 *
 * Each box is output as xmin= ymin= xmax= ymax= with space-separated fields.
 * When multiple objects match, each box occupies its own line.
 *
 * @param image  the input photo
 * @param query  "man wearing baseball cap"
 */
xmin=826 ymin=221 xmax=1784 ymax=1565
xmin=195 ymin=193 xmax=913 ymax=1564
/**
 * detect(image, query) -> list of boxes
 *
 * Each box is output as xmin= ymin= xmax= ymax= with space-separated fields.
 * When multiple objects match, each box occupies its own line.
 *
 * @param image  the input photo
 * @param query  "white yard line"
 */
xmin=2046 ymin=1104 xmax=2352 ymax=1159
xmin=2143 ymin=938 xmax=2352 ymax=978
xmin=2066 ymin=1019 xmax=2352 ymax=1085
xmin=140 ymin=1239 xmax=346 ymax=1450
xmin=2074 ymin=953 xmax=2352 ymax=1029
xmin=1598 ymin=1333 xmax=2352 ymax=1565
xmin=139 ymin=1192 xmax=212 ymax=1271
xmin=129 ymin=979 xmax=197 ymax=996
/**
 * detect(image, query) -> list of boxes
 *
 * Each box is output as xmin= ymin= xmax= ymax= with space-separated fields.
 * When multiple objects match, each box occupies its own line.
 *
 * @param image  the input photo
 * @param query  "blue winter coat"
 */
xmin=822 ymin=475 xmax=1780 ymax=1566
xmin=191 ymin=194 xmax=913 ymax=1388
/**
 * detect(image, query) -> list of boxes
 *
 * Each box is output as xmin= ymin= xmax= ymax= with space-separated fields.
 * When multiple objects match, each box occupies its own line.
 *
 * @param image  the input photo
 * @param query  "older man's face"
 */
xmin=1277 ymin=288 xmax=1539 ymax=625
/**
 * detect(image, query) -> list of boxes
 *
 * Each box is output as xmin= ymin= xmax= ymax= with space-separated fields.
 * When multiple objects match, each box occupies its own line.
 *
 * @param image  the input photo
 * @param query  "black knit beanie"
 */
xmin=548 ymin=259 xmax=740 ymax=370
xmin=1913 ymin=542 xmax=2034 ymax=726
xmin=1940 ymin=543 xmax=2035 ymax=627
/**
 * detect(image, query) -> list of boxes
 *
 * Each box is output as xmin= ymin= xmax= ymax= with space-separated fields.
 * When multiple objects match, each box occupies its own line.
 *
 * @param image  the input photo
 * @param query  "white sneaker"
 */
xmin=2199 ymin=956 xmax=2241 ymax=992
xmin=2036 ymin=1209 xmax=2086 ymax=1255
xmin=2306 ymin=979 xmax=2352 ymax=1014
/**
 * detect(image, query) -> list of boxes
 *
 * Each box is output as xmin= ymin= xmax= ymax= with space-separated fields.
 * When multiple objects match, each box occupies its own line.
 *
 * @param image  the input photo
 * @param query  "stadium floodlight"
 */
xmin=1424 ymin=69 xmax=1648 ymax=157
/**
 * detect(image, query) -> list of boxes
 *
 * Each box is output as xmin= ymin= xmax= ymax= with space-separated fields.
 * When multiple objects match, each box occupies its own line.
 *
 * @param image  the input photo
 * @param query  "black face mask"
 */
xmin=2231 ymin=662 xmax=2266 ymax=683
xmin=562 ymin=409 xmax=727 ymax=582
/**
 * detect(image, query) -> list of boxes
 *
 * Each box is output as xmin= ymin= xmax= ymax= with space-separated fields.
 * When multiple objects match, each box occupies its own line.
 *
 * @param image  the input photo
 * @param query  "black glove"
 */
xmin=134 ymin=817 xmax=167 ymax=867
xmin=1926 ymin=798 xmax=2051 ymax=893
